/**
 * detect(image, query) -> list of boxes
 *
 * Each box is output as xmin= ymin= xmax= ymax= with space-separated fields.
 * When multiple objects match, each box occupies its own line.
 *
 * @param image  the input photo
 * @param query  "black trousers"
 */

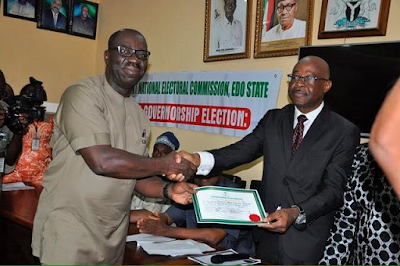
xmin=255 ymin=231 xmax=318 ymax=265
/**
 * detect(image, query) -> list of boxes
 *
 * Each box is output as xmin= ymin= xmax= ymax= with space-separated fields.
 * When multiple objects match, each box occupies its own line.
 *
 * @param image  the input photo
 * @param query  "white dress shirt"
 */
xmin=196 ymin=102 xmax=325 ymax=175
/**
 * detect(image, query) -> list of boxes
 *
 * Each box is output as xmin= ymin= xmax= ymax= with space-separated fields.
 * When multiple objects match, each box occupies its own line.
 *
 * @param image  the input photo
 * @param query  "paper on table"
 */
xmin=1 ymin=182 xmax=34 ymax=191
xmin=188 ymin=249 xmax=261 ymax=265
xmin=140 ymin=239 xmax=215 ymax=256
xmin=126 ymin=233 xmax=175 ymax=244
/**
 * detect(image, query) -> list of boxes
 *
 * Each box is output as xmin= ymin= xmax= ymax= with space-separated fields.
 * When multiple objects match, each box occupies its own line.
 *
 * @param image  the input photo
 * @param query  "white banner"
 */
xmin=134 ymin=70 xmax=282 ymax=137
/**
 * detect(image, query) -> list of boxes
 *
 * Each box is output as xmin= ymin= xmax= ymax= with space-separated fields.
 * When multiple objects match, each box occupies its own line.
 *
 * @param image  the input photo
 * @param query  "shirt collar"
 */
xmin=294 ymin=101 xmax=324 ymax=124
xmin=222 ymin=16 xmax=236 ymax=26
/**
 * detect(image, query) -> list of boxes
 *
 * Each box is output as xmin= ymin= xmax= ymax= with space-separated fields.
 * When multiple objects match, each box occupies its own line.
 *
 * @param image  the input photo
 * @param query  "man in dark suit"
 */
xmin=177 ymin=56 xmax=360 ymax=264
xmin=41 ymin=0 xmax=66 ymax=29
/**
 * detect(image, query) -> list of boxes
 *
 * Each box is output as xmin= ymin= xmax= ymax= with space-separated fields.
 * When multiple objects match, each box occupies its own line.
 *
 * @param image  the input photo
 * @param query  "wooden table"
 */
xmin=0 ymin=185 xmax=198 ymax=265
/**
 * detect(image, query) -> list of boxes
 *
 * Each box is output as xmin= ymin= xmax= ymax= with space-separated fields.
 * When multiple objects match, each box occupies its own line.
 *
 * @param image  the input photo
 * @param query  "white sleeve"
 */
xmin=195 ymin=151 xmax=215 ymax=176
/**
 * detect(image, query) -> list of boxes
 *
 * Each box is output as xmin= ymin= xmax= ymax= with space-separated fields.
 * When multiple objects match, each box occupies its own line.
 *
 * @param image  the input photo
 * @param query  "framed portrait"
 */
xmin=318 ymin=0 xmax=391 ymax=39
xmin=37 ymin=0 xmax=69 ymax=33
xmin=3 ymin=0 xmax=37 ymax=22
xmin=203 ymin=0 xmax=252 ymax=62
xmin=70 ymin=0 xmax=98 ymax=39
xmin=254 ymin=0 xmax=313 ymax=58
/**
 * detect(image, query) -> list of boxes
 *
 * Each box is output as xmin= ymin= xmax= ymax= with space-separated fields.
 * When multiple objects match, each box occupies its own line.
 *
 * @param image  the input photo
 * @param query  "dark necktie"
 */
xmin=292 ymin=115 xmax=307 ymax=156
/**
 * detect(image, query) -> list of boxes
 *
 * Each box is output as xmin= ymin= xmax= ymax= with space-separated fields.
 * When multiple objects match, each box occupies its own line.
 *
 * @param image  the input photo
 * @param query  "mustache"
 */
xmin=289 ymin=87 xmax=305 ymax=94
xmin=122 ymin=59 xmax=141 ymax=69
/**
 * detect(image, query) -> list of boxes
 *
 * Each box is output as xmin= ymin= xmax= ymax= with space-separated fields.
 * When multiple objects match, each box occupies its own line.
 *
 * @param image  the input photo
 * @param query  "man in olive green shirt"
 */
xmin=32 ymin=29 xmax=196 ymax=265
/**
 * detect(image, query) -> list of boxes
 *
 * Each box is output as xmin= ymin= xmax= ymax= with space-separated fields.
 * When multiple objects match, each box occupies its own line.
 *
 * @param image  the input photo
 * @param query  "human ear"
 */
xmin=104 ymin=50 xmax=110 ymax=65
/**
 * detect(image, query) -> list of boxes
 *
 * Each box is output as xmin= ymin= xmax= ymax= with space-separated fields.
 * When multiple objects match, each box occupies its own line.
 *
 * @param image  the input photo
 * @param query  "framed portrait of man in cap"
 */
xmin=3 ymin=0 xmax=37 ymax=22
xmin=203 ymin=0 xmax=252 ymax=62
xmin=254 ymin=0 xmax=313 ymax=58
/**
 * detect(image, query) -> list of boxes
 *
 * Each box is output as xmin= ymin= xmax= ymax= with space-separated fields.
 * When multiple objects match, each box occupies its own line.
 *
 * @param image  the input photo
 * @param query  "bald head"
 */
xmin=108 ymin=29 xmax=147 ymax=49
xmin=296 ymin=55 xmax=330 ymax=79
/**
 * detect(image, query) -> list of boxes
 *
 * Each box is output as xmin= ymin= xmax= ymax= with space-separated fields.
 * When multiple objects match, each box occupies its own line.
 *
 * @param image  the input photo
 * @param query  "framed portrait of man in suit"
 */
xmin=37 ymin=0 xmax=69 ymax=33
xmin=3 ymin=0 xmax=37 ymax=22
xmin=70 ymin=0 xmax=98 ymax=40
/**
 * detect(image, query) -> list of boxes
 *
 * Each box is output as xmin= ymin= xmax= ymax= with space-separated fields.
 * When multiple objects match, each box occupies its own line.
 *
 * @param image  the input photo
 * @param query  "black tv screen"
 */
xmin=299 ymin=41 xmax=400 ymax=138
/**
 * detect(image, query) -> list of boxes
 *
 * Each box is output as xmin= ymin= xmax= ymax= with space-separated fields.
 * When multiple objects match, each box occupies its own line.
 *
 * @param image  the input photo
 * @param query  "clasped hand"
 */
xmin=163 ymin=151 xmax=201 ymax=182
xmin=137 ymin=211 xmax=167 ymax=235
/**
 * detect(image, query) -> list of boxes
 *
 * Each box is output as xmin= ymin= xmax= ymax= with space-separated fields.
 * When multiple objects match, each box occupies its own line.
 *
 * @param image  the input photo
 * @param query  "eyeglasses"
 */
xmin=109 ymin=45 xmax=151 ymax=61
xmin=287 ymin=74 xmax=329 ymax=84
xmin=277 ymin=2 xmax=296 ymax=13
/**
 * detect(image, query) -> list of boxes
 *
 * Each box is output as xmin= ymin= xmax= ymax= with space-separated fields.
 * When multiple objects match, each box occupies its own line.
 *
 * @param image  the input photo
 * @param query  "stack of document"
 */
xmin=140 ymin=239 xmax=215 ymax=256
xmin=127 ymin=233 xmax=215 ymax=256
xmin=126 ymin=233 xmax=175 ymax=245
xmin=1 ymin=182 xmax=34 ymax=191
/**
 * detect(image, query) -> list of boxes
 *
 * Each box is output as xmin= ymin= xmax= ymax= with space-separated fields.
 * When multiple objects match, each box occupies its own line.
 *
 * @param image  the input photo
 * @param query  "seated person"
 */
xmin=137 ymin=171 xmax=256 ymax=255
xmin=319 ymin=143 xmax=400 ymax=265
xmin=0 ymin=83 xmax=15 ymax=100
xmin=130 ymin=131 xmax=180 ymax=223
xmin=3 ymin=78 xmax=53 ymax=185
xmin=0 ymin=71 xmax=28 ymax=192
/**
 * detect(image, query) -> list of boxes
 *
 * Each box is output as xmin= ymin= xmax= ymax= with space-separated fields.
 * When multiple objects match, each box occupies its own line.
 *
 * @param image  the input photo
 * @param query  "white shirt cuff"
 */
xmin=195 ymin=151 xmax=215 ymax=176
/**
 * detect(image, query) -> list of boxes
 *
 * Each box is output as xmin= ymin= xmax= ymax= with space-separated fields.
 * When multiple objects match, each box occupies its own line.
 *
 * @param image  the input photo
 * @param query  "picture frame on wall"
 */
xmin=70 ymin=0 xmax=98 ymax=39
xmin=254 ymin=0 xmax=313 ymax=58
xmin=318 ymin=0 xmax=391 ymax=39
xmin=37 ymin=0 xmax=69 ymax=33
xmin=3 ymin=0 xmax=37 ymax=22
xmin=203 ymin=0 xmax=252 ymax=62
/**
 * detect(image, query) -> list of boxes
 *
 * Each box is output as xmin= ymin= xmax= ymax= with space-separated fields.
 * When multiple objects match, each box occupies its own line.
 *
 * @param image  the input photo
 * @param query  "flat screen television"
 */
xmin=299 ymin=41 xmax=400 ymax=138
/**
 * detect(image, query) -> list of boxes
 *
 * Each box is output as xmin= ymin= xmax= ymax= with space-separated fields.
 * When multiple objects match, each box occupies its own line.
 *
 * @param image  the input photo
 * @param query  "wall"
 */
xmin=94 ymin=0 xmax=400 ymax=186
xmin=0 ymin=0 xmax=100 ymax=102
xmin=2 ymin=0 xmax=399 ymax=186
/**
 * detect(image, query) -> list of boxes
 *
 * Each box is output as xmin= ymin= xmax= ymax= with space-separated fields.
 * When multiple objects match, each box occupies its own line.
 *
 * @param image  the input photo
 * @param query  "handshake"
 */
xmin=161 ymin=151 xmax=202 ymax=182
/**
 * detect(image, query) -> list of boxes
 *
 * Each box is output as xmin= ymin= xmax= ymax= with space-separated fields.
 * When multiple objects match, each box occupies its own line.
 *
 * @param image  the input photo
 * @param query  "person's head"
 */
xmin=20 ymin=77 xmax=47 ymax=107
xmin=104 ymin=29 xmax=150 ymax=96
xmin=51 ymin=0 xmax=62 ymax=14
xmin=0 ymin=70 xmax=5 ymax=91
xmin=18 ymin=0 xmax=27 ymax=5
xmin=3 ymin=84 xmax=14 ymax=100
xmin=193 ymin=171 xmax=223 ymax=187
xmin=152 ymin=131 xmax=180 ymax=158
xmin=0 ymin=70 xmax=14 ymax=101
xmin=276 ymin=0 xmax=298 ymax=30
xmin=288 ymin=55 xmax=332 ymax=114
xmin=80 ymin=4 xmax=89 ymax=19
xmin=224 ymin=0 xmax=237 ymax=22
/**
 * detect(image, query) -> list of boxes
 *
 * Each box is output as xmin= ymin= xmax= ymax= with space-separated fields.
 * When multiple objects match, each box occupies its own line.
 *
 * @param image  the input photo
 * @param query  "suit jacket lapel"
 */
xmin=281 ymin=105 xmax=295 ymax=165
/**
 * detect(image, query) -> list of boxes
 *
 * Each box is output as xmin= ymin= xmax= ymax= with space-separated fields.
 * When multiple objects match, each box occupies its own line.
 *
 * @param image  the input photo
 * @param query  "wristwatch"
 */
xmin=291 ymin=205 xmax=306 ymax=225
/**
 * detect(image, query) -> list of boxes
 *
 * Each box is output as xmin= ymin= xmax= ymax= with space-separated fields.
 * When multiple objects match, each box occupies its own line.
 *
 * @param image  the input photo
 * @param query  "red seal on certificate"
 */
xmin=249 ymin=214 xmax=261 ymax=222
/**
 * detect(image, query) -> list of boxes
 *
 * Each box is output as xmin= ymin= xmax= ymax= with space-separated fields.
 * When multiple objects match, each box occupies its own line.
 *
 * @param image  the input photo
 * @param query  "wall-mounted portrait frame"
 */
xmin=203 ymin=0 xmax=252 ymax=62
xmin=3 ymin=0 xmax=37 ymax=22
xmin=70 ymin=0 xmax=98 ymax=39
xmin=37 ymin=0 xmax=69 ymax=33
xmin=254 ymin=0 xmax=313 ymax=58
xmin=318 ymin=0 xmax=391 ymax=39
